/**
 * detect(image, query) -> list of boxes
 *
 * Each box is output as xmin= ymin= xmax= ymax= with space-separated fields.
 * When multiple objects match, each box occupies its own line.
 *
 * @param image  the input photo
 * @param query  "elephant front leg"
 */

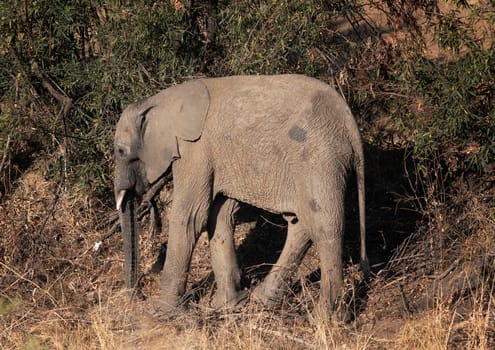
xmin=158 ymin=196 xmax=210 ymax=315
xmin=207 ymin=196 xmax=243 ymax=309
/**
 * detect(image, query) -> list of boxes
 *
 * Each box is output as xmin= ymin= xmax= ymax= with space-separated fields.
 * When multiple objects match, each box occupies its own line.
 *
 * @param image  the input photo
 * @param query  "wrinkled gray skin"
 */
xmin=114 ymin=74 xmax=368 ymax=318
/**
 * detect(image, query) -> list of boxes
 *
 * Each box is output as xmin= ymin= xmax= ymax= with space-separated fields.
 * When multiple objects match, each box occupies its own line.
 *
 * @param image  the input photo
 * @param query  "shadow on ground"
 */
xmin=174 ymin=144 xmax=421 ymax=313
xmin=234 ymin=144 xmax=419 ymax=276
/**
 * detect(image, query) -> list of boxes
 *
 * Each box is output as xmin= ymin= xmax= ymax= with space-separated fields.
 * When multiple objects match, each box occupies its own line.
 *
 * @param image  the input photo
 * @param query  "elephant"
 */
xmin=114 ymin=74 xmax=368 ymax=318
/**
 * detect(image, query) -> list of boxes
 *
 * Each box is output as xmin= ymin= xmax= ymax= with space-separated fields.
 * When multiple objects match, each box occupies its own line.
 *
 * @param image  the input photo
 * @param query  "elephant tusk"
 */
xmin=116 ymin=190 xmax=127 ymax=211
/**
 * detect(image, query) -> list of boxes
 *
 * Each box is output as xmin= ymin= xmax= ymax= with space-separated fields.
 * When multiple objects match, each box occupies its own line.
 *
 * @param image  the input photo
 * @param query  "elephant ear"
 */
xmin=140 ymin=80 xmax=210 ymax=183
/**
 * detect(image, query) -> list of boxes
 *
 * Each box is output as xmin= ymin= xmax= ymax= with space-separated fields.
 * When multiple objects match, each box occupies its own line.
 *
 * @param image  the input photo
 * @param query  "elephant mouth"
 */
xmin=115 ymin=161 xmax=149 ymax=211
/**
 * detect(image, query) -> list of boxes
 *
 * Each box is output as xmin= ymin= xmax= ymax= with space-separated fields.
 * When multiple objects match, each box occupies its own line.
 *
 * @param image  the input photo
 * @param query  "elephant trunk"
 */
xmin=118 ymin=190 xmax=139 ymax=290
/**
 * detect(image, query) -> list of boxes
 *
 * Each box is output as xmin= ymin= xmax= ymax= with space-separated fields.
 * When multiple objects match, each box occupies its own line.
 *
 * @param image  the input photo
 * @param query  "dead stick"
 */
xmin=428 ymin=258 xmax=461 ymax=280
xmin=0 ymin=134 xmax=11 ymax=175
xmin=32 ymin=63 xmax=73 ymax=190
xmin=32 ymin=63 xmax=73 ymax=113
xmin=399 ymin=284 xmax=412 ymax=316
xmin=0 ymin=260 xmax=58 ymax=307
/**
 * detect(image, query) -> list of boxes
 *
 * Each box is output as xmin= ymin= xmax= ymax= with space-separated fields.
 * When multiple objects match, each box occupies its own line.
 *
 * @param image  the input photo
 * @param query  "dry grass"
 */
xmin=1 ymin=165 xmax=494 ymax=350
xmin=394 ymin=281 xmax=495 ymax=350
xmin=1 ymin=289 xmax=374 ymax=350
xmin=4 ymin=282 xmax=492 ymax=349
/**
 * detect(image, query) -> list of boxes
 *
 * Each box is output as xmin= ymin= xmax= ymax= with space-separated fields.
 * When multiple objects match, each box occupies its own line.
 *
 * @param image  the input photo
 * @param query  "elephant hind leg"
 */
xmin=252 ymin=215 xmax=312 ymax=306
xmin=208 ymin=195 xmax=243 ymax=309
xmin=309 ymin=191 xmax=346 ymax=320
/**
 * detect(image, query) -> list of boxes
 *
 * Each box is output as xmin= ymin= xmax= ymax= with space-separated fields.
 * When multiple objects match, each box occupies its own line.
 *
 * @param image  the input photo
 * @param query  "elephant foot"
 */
xmin=151 ymin=297 xmax=188 ymax=321
xmin=211 ymin=289 xmax=249 ymax=311
xmin=251 ymin=283 xmax=285 ymax=307
xmin=308 ymin=299 xmax=351 ymax=325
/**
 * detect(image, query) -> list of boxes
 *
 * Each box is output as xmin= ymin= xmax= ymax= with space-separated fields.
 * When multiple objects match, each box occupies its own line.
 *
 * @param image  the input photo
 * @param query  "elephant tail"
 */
xmin=346 ymin=113 xmax=369 ymax=277
xmin=355 ymin=146 xmax=369 ymax=276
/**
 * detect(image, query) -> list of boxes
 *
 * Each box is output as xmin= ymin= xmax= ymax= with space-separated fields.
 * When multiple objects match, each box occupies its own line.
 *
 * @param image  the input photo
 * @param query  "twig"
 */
xmin=0 ymin=260 xmax=58 ymax=307
xmin=32 ymin=63 xmax=73 ymax=116
xmin=0 ymin=134 xmax=11 ymax=175
xmin=388 ymin=253 xmax=425 ymax=264
xmin=37 ymin=169 xmax=64 ymax=236
xmin=381 ymin=276 xmax=407 ymax=289
xmin=428 ymin=258 xmax=461 ymax=280
xmin=259 ymin=214 xmax=286 ymax=229
xmin=398 ymin=283 xmax=412 ymax=316
xmin=31 ymin=62 xmax=73 ymax=190
xmin=143 ymin=174 xmax=171 ymax=203
xmin=373 ymin=90 xmax=411 ymax=98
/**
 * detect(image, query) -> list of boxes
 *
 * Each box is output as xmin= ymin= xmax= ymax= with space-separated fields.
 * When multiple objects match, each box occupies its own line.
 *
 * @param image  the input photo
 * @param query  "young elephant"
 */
xmin=114 ymin=74 xmax=368 ymax=317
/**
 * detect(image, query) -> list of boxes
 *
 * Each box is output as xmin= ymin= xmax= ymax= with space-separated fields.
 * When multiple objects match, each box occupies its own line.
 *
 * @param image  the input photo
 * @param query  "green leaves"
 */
xmin=218 ymin=0 xmax=333 ymax=76
xmin=392 ymin=41 xmax=495 ymax=173
xmin=0 ymin=296 xmax=21 ymax=315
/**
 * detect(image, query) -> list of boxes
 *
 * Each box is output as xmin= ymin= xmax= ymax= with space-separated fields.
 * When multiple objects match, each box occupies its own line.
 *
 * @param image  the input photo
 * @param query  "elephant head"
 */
xmin=114 ymin=80 xmax=210 ymax=289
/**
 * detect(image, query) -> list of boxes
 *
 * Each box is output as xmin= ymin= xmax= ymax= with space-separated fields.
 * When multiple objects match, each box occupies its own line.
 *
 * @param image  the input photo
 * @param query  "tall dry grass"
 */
xmin=4 ymin=265 xmax=493 ymax=350
xmin=1 ymin=153 xmax=494 ymax=350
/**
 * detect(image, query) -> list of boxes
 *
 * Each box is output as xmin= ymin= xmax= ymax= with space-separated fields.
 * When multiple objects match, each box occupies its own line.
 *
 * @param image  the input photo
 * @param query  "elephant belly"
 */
xmin=213 ymin=155 xmax=295 ymax=213
xmin=208 ymin=129 xmax=313 ymax=215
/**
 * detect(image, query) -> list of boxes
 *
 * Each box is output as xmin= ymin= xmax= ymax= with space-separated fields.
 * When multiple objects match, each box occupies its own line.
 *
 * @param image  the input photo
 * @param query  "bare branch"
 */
xmin=31 ymin=63 xmax=73 ymax=116
xmin=0 ymin=135 xmax=11 ymax=176
xmin=0 ymin=260 xmax=58 ymax=307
